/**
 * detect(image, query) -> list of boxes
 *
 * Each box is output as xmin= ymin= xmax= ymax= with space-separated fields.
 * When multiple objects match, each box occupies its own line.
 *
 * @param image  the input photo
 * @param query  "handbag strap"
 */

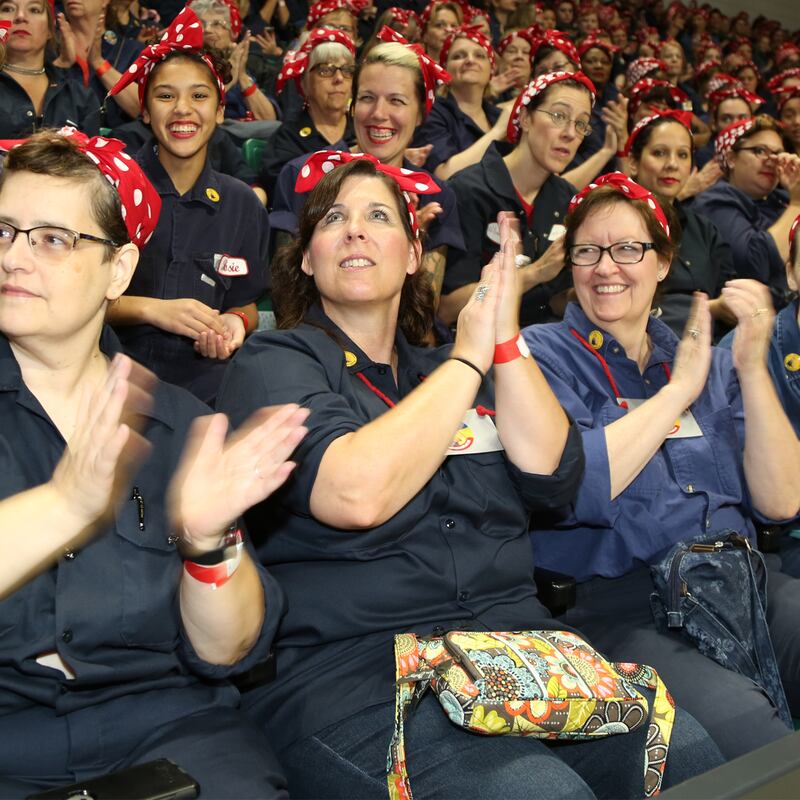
xmin=611 ymin=661 xmax=675 ymax=796
xmin=388 ymin=633 xmax=421 ymax=800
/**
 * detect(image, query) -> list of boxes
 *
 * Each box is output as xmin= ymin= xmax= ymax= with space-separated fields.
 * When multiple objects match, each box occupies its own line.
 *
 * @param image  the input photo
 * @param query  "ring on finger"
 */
xmin=751 ymin=307 xmax=767 ymax=318
xmin=475 ymin=283 xmax=489 ymax=302
xmin=688 ymin=328 xmax=700 ymax=340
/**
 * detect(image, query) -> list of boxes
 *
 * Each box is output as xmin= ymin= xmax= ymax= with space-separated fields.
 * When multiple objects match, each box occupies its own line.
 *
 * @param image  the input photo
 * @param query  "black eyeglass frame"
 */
xmin=0 ymin=222 xmax=121 ymax=255
xmin=569 ymin=241 xmax=656 ymax=267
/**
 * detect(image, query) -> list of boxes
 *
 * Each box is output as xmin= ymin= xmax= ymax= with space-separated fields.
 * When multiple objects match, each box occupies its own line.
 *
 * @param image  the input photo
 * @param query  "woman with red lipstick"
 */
xmin=0 ymin=0 xmax=99 ymax=137
xmin=522 ymin=171 xmax=800 ymax=760
xmin=693 ymin=115 xmax=800 ymax=311
xmin=420 ymin=0 xmax=460 ymax=64
xmin=217 ymin=154 xmax=722 ymax=800
xmin=106 ymin=7 xmax=270 ymax=404
xmin=624 ymin=110 xmax=735 ymax=338
xmin=441 ymin=71 xmax=596 ymax=328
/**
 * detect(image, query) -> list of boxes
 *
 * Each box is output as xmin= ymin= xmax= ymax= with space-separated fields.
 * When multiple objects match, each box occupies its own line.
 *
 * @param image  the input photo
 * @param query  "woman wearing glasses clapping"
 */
xmin=441 ymin=71 xmax=595 ymax=327
xmin=692 ymin=115 xmax=800 ymax=311
xmin=522 ymin=172 xmax=800 ymax=760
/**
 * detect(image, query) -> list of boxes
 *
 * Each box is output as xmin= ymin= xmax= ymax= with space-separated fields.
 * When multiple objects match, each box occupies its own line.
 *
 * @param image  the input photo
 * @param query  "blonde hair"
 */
xmin=357 ymin=42 xmax=426 ymax=111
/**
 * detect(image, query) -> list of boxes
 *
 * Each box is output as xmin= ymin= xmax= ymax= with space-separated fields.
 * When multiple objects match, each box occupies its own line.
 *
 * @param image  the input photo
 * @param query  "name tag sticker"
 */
xmin=214 ymin=254 xmax=249 ymax=276
xmin=547 ymin=224 xmax=566 ymax=241
xmin=619 ymin=397 xmax=704 ymax=439
xmin=446 ymin=409 xmax=504 ymax=455
xmin=200 ymin=273 xmax=216 ymax=287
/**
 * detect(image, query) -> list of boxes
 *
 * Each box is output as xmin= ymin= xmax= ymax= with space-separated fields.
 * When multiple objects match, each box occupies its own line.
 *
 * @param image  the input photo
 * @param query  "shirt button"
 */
xmin=612 ymin=346 xmax=620 ymax=354
xmin=554 ymin=211 xmax=560 ymax=218
xmin=61 ymin=629 xmax=73 ymax=644
xmin=444 ymin=518 xmax=456 ymax=530
xmin=706 ymin=518 xmax=711 ymax=529
xmin=686 ymin=484 xmax=694 ymax=493
xmin=167 ymin=534 xmax=180 ymax=545
xmin=686 ymin=260 xmax=691 ymax=266
xmin=377 ymin=366 xmax=387 ymax=375
xmin=433 ymin=625 xmax=444 ymax=635
xmin=458 ymin=591 xmax=470 ymax=602
xmin=64 ymin=549 xmax=75 ymax=560
xmin=26 ymin=110 xmax=34 ymax=117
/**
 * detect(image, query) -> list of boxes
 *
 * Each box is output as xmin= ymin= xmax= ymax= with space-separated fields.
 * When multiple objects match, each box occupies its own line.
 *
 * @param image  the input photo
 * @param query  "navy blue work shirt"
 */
xmin=216 ymin=306 xmax=585 ymax=749
xmin=691 ymin=180 xmax=791 ymax=309
xmin=523 ymin=303 xmax=782 ymax=583
xmin=411 ymin=92 xmax=501 ymax=174
xmin=445 ymin=142 xmax=574 ymax=325
xmin=0 ymin=328 xmax=281 ymax=720
xmin=0 ymin=68 xmax=100 ymax=139
xmin=114 ymin=142 xmax=269 ymax=405
xmin=269 ymin=152 xmax=465 ymax=254
xmin=656 ymin=201 xmax=735 ymax=338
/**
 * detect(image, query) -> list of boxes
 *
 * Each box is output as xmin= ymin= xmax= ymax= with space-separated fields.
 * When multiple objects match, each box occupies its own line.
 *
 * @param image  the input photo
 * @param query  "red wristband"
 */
xmin=182 ymin=529 xmax=244 ymax=590
xmin=494 ymin=334 xmax=531 ymax=364
xmin=95 ymin=59 xmax=112 ymax=77
xmin=242 ymin=81 xmax=258 ymax=97
xmin=227 ymin=310 xmax=250 ymax=334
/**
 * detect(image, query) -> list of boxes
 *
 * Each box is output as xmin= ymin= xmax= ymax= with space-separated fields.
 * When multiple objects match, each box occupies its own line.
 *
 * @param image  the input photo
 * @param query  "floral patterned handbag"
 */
xmin=388 ymin=630 xmax=675 ymax=800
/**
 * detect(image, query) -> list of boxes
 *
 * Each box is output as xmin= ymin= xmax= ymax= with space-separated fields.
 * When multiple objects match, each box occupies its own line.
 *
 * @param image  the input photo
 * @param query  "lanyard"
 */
xmin=569 ymin=328 xmax=671 ymax=410
xmin=355 ymin=370 xmax=496 ymax=417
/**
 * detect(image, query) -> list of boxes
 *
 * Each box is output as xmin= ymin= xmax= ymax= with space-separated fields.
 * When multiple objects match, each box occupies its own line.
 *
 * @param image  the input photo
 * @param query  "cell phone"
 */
xmin=27 ymin=759 xmax=199 ymax=800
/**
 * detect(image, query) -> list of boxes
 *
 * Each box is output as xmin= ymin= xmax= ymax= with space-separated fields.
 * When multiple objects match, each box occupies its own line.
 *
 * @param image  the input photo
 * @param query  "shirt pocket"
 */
xmin=181 ymin=253 xmax=232 ymax=310
xmin=114 ymin=498 xmax=182 ymax=648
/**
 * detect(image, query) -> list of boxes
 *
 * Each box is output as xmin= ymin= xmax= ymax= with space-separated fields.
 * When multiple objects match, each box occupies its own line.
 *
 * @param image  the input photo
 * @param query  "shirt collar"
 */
xmin=0 ymin=328 xmax=178 ymax=430
xmin=138 ymin=140 xmax=222 ymax=209
xmin=564 ymin=301 xmax=677 ymax=367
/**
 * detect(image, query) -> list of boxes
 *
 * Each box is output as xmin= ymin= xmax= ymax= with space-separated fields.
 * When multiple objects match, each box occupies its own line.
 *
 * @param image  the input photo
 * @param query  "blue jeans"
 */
xmin=279 ymin=692 xmax=722 ymax=799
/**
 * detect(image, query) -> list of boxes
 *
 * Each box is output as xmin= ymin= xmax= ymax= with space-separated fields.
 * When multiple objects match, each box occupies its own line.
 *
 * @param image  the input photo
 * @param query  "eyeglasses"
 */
xmin=0 ymin=222 xmax=119 ymax=261
xmin=201 ymin=19 xmax=230 ymax=30
xmin=310 ymin=63 xmax=356 ymax=78
xmin=322 ymin=23 xmax=356 ymax=34
xmin=535 ymin=108 xmax=593 ymax=137
xmin=734 ymin=144 xmax=784 ymax=159
xmin=569 ymin=241 xmax=656 ymax=266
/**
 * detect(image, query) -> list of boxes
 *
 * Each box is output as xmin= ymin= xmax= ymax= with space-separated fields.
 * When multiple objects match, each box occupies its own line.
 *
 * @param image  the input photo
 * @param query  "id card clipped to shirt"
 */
xmin=619 ymin=398 xmax=704 ymax=439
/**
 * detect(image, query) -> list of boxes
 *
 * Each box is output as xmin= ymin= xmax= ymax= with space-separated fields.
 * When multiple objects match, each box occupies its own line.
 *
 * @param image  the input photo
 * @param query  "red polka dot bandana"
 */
xmin=0 ymin=20 xmax=10 ymax=46
xmin=498 ymin=28 xmax=538 ymax=57
xmin=0 ymin=127 xmax=162 ymax=248
xmin=626 ymin=57 xmax=666 ymax=88
xmin=419 ymin=0 xmax=457 ymax=31
xmin=275 ymin=28 xmax=355 ymax=95
xmin=708 ymin=85 xmax=764 ymax=112
xmin=627 ymin=78 xmax=689 ymax=117
xmin=568 ymin=172 xmax=671 ymax=239
xmin=386 ymin=7 xmax=421 ymax=32
xmin=622 ymin=109 xmax=693 ymax=157
xmin=295 ymin=150 xmax=439 ymax=238
xmin=775 ymin=84 xmax=800 ymax=113
xmin=306 ymin=0 xmax=357 ymax=29
xmin=767 ymin=67 xmax=800 ymax=94
xmin=463 ymin=6 xmax=488 ymax=27
xmin=439 ymin=25 xmax=496 ymax=74
xmin=530 ymin=29 xmax=579 ymax=68
xmin=109 ymin=6 xmax=225 ymax=110
xmin=695 ymin=59 xmax=721 ymax=79
xmin=507 ymin=70 xmax=596 ymax=145
xmin=190 ymin=0 xmax=242 ymax=39
xmin=705 ymin=72 xmax=739 ymax=96
xmin=776 ymin=43 xmax=800 ymax=67
xmin=714 ymin=117 xmax=756 ymax=168
xmin=577 ymin=34 xmax=620 ymax=59
xmin=376 ymin=26 xmax=451 ymax=116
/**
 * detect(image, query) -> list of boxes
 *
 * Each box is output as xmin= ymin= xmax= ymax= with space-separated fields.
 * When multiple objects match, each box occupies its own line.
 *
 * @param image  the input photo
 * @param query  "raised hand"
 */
xmin=168 ymin=404 xmax=309 ymax=551
xmin=721 ymin=279 xmax=774 ymax=373
xmin=669 ymin=292 xmax=713 ymax=407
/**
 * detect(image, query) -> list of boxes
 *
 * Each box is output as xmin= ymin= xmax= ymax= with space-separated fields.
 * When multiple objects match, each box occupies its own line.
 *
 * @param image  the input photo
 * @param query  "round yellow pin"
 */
xmin=588 ymin=330 xmax=604 ymax=349
xmin=785 ymin=353 xmax=800 ymax=372
xmin=299 ymin=126 xmax=312 ymax=138
xmin=344 ymin=350 xmax=358 ymax=367
xmin=206 ymin=187 xmax=220 ymax=202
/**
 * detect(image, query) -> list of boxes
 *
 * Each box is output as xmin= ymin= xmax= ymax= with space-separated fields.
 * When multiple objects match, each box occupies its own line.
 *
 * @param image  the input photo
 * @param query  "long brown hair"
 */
xmin=272 ymin=159 xmax=434 ymax=344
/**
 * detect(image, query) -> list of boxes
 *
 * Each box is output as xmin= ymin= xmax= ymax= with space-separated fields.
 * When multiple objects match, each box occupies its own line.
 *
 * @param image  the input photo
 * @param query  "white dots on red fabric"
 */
xmin=322 ymin=160 xmax=335 ymax=173
xmin=113 ymin=157 xmax=129 ymax=172
xmin=301 ymin=164 xmax=311 ymax=178
xmin=133 ymin=188 xmax=143 ymax=206
xmin=415 ymin=182 xmax=429 ymax=191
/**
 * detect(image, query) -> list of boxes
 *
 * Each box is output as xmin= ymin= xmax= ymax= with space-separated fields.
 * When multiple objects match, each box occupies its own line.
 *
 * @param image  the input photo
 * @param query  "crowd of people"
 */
xmin=1 ymin=0 xmax=800 ymax=796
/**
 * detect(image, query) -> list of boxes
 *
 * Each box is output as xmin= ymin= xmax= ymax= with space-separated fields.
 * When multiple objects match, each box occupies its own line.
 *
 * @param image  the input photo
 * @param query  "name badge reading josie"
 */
xmin=214 ymin=254 xmax=249 ymax=276
xmin=446 ymin=409 xmax=504 ymax=455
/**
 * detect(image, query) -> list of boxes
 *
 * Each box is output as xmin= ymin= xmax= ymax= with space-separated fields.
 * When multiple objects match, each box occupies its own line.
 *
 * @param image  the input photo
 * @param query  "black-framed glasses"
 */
xmin=734 ymin=144 xmax=784 ymax=159
xmin=0 ymin=222 xmax=119 ymax=261
xmin=534 ymin=108 xmax=593 ymax=137
xmin=310 ymin=63 xmax=356 ymax=78
xmin=569 ymin=241 xmax=656 ymax=267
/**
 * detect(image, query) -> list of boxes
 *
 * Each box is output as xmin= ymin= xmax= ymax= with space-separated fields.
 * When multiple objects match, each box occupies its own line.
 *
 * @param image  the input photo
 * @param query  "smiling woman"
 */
xmin=105 ymin=7 xmax=270 ymax=404
xmin=0 ymin=0 xmax=99 ymax=137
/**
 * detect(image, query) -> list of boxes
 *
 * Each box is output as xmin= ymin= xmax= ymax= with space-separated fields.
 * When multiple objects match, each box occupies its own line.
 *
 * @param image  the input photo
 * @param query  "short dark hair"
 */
xmin=0 ymin=130 xmax=129 ymax=259
xmin=272 ymin=159 xmax=434 ymax=344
